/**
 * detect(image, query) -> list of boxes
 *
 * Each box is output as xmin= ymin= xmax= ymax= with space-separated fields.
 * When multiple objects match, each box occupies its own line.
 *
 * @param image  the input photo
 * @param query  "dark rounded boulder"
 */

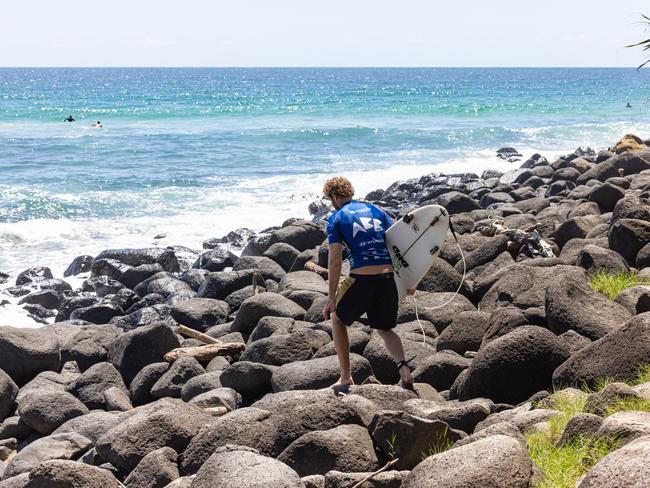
xmin=0 ymin=326 xmax=61 ymax=386
xmin=588 ymin=182 xmax=625 ymax=212
xmin=434 ymin=191 xmax=481 ymax=214
xmin=231 ymin=292 xmax=306 ymax=338
xmin=63 ymin=255 xmax=94 ymax=277
xmin=553 ymin=312 xmax=650 ymax=388
xmin=608 ymin=218 xmax=650 ymax=262
xmin=456 ymin=326 xmax=571 ymax=404
xmin=263 ymin=243 xmax=301 ymax=272
xmin=191 ymin=445 xmax=304 ymax=488
xmin=436 ymin=311 xmax=491 ymax=354
xmin=577 ymin=244 xmax=630 ymax=274
xmin=15 ymin=266 xmax=53 ymax=286
xmin=108 ymin=321 xmax=180 ymax=385
xmin=170 ymin=298 xmax=229 ymax=332
xmin=545 ymin=274 xmax=632 ymax=340
xmin=232 ymin=256 xmax=286 ymax=281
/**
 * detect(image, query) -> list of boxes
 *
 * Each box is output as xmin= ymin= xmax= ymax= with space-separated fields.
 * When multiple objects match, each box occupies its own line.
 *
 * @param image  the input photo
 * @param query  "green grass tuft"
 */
xmin=527 ymin=367 xmax=650 ymax=487
xmin=633 ymin=364 xmax=650 ymax=385
xmin=588 ymin=270 xmax=650 ymax=300
xmin=528 ymin=433 xmax=621 ymax=488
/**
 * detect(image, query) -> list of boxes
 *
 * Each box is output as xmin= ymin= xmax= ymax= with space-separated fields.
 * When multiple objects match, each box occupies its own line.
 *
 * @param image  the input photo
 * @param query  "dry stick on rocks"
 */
xmin=351 ymin=458 xmax=400 ymax=488
xmin=164 ymin=342 xmax=245 ymax=363
xmin=175 ymin=324 xmax=219 ymax=344
xmin=304 ymin=261 xmax=328 ymax=278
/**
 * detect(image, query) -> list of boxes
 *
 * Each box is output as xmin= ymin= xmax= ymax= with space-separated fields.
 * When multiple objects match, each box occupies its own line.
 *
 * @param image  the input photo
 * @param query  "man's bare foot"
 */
xmin=330 ymin=377 xmax=354 ymax=394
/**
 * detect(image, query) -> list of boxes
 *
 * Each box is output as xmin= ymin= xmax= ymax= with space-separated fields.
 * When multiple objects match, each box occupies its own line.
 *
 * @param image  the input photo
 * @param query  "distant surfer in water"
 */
xmin=64 ymin=115 xmax=75 ymax=122
xmin=92 ymin=121 xmax=103 ymax=128
xmin=322 ymin=176 xmax=415 ymax=394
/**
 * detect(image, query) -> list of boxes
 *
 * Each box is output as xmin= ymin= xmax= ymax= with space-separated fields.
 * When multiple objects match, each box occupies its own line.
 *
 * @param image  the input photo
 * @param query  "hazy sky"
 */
xmin=2 ymin=0 xmax=649 ymax=67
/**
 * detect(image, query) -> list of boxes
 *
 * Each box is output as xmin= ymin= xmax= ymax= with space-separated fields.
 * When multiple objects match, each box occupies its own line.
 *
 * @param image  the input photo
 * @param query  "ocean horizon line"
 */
xmin=0 ymin=65 xmax=644 ymax=70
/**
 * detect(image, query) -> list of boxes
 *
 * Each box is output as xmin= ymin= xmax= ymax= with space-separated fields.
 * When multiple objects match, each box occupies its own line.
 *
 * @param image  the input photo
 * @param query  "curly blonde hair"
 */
xmin=323 ymin=177 xmax=355 ymax=200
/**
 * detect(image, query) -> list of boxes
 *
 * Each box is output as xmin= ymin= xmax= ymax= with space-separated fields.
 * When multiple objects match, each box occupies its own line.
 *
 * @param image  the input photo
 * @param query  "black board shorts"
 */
xmin=334 ymin=272 xmax=398 ymax=330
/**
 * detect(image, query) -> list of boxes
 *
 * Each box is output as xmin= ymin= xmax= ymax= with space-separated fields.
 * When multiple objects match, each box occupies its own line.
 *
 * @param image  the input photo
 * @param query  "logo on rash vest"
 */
xmin=352 ymin=217 xmax=383 ymax=238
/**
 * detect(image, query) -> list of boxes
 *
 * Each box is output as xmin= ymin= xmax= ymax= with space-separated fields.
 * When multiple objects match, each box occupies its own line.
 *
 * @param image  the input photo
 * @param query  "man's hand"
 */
xmin=323 ymin=298 xmax=336 ymax=320
xmin=406 ymin=287 xmax=416 ymax=296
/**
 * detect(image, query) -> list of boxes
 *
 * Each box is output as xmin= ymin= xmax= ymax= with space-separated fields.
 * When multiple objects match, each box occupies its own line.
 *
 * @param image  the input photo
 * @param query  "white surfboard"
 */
xmin=386 ymin=204 xmax=450 ymax=302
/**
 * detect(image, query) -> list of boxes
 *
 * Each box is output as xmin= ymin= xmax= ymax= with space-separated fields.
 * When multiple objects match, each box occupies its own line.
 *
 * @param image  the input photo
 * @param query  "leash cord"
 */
xmin=412 ymin=232 xmax=467 ymax=344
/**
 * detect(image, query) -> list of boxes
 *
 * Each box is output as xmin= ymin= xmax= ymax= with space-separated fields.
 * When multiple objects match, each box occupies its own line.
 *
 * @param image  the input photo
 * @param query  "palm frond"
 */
xmin=628 ymin=14 xmax=650 ymax=69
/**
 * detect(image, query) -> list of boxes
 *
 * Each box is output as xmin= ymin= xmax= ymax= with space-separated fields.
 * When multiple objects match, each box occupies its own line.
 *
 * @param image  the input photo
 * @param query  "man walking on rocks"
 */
xmin=322 ymin=176 xmax=415 ymax=393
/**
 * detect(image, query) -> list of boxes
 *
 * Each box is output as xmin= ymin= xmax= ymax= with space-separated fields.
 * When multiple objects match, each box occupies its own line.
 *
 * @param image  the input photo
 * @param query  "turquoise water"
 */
xmin=0 ymin=68 xmax=649 ymax=283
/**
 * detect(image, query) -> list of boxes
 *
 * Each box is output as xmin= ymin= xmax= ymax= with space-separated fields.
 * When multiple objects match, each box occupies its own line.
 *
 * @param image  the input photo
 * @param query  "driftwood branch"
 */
xmin=304 ymin=261 xmax=328 ymax=277
xmin=164 ymin=342 xmax=245 ymax=363
xmin=175 ymin=325 xmax=219 ymax=344
xmin=351 ymin=458 xmax=400 ymax=488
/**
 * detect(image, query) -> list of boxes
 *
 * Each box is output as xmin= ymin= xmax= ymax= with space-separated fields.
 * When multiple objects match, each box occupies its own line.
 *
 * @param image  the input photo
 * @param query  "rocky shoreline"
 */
xmin=0 ymin=134 xmax=650 ymax=486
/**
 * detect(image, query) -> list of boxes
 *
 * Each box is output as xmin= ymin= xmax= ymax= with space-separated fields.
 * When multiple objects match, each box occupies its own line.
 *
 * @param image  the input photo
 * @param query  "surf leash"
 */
xmin=412 ymin=220 xmax=467 ymax=344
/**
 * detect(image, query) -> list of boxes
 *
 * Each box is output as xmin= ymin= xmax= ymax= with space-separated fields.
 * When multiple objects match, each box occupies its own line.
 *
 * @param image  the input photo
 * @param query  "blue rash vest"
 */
xmin=326 ymin=200 xmax=394 ymax=270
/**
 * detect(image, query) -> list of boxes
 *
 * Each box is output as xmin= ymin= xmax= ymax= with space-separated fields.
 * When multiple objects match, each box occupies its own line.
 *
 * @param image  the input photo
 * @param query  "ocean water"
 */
xmin=1 ymin=67 xmax=649 ymax=325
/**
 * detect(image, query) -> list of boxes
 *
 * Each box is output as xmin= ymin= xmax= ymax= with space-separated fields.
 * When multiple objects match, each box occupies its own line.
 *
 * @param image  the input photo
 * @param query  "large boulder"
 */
xmin=66 ymin=362 xmax=128 ymax=409
xmin=53 ymin=410 xmax=122 ymax=444
xmin=412 ymin=351 xmax=471 ymax=391
xmin=123 ymin=447 xmax=179 ymax=488
xmin=456 ymin=326 xmax=571 ymax=404
xmin=609 ymin=218 xmax=650 ymax=262
xmin=263 ymin=243 xmax=301 ymax=272
xmin=150 ymin=356 xmax=205 ymax=399
xmin=436 ymin=311 xmax=491 ymax=354
xmin=612 ymin=192 xmax=650 ymax=222
xmin=231 ymin=292 xmax=306 ymax=338
xmin=268 ymin=222 xmax=326 ymax=252
xmin=278 ymin=424 xmax=378 ymax=477
xmin=0 ymin=326 xmax=61 ymax=385
xmin=477 ymin=264 xmax=584 ymax=312
xmin=434 ymin=192 xmax=481 ymax=214
xmin=545 ymin=274 xmax=632 ymax=340
xmin=594 ymin=411 xmax=650 ymax=444
xmin=95 ymin=399 xmax=213 ymax=472
xmin=108 ymin=322 xmax=180 ymax=385
xmin=401 ymin=435 xmax=535 ymax=488
xmin=191 ymin=445 xmax=304 ymax=488
xmin=576 ymin=244 xmax=630 ymax=274
xmin=240 ymin=329 xmax=330 ymax=366
xmin=278 ymin=271 xmax=328 ymax=295
xmin=576 ymin=151 xmax=650 ymax=184
xmin=59 ymin=325 xmax=121 ymax=372
xmin=550 ymin=216 xmax=602 ymax=249
xmin=369 ymin=410 xmax=462 ymax=470
xmin=232 ymin=256 xmax=286 ymax=281
xmin=196 ymin=269 xmax=257 ymax=300
xmin=17 ymin=391 xmax=88 ymax=435
xmin=0 ymin=371 xmax=17 ymax=423
xmin=94 ymin=247 xmax=179 ymax=272
xmin=219 ymin=361 xmax=275 ymax=403
xmin=183 ymin=390 xmax=364 ymax=473
xmin=404 ymin=398 xmax=492 ymax=434
xmin=25 ymin=460 xmax=121 ymax=488
xmin=129 ymin=362 xmax=170 ymax=406
xmin=579 ymin=435 xmax=650 ymax=488
xmin=271 ymin=354 xmax=372 ymax=392
xmin=553 ymin=313 xmax=650 ymax=388
xmin=2 ymin=433 xmax=91 ymax=480
xmin=170 ymin=298 xmax=229 ymax=332
xmin=588 ymin=182 xmax=625 ymax=212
